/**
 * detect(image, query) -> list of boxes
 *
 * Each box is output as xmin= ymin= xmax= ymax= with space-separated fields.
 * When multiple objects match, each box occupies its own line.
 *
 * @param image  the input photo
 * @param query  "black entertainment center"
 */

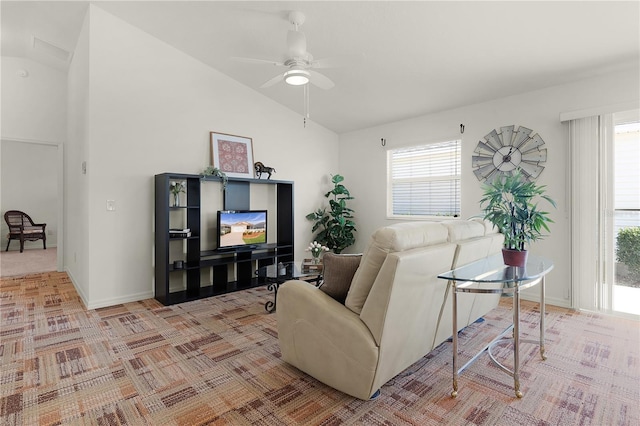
xmin=154 ymin=172 xmax=294 ymax=305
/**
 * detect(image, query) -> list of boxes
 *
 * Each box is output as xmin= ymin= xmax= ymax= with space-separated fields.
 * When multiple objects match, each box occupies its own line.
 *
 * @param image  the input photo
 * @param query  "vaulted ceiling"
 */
xmin=3 ymin=1 xmax=639 ymax=133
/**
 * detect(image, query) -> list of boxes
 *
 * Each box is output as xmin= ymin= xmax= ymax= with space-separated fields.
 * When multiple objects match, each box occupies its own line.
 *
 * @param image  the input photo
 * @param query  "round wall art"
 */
xmin=472 ymin=125 xmax=547 ymax=181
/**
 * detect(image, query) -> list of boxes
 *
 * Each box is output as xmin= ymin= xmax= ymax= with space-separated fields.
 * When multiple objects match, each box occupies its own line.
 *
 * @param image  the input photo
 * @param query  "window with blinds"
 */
xmin=387 ymin=140 xmax=461 ymax=218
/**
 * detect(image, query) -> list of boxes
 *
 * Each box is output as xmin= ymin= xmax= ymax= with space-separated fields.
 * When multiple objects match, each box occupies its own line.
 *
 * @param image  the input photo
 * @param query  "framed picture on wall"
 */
xmin=210 ymin=132 xmax=254 ymax=178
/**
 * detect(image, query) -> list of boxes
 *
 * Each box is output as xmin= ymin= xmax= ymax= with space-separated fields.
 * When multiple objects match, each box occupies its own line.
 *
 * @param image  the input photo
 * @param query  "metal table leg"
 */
xmin=513 ymin=282 xmax=523 ymax=398
xmin=451 ymin=281 xmax=459 ymax=398
xmin=265 ymin=281 xmax=279 ymax=313
xmin=540 ymin=276 xmax=547 ymax=360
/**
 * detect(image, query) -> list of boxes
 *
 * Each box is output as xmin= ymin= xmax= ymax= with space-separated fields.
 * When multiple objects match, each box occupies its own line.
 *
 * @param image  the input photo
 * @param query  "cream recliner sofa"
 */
xmin=276 ymin=219 xmax=503 ymax=400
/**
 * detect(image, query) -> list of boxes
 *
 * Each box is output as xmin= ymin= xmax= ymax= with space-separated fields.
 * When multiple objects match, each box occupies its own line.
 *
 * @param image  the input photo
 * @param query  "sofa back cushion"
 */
xmin=471 ymin=217 xmax=499 ymax=235
xmin=441 ymin=219 xmax=485 ymax=242
xmin=343 ymin=240 xmax=389 ymax=314
xmin=345 ymin=222 xmax=448 ymax=314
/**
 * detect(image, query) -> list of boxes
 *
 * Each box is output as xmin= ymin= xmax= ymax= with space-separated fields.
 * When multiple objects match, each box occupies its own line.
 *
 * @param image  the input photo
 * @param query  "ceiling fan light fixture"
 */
xmin=284 ymin=69 xmax=310 ymax=86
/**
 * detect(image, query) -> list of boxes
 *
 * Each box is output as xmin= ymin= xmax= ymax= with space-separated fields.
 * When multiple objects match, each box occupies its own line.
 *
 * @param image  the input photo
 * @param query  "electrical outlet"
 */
xmin=563 ymin=288 xmax=571 ymax=299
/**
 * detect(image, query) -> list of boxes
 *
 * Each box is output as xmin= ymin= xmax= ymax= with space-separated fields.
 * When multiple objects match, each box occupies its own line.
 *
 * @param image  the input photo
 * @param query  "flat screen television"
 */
xmin=217 ymin=210 xmax=268 ymax=250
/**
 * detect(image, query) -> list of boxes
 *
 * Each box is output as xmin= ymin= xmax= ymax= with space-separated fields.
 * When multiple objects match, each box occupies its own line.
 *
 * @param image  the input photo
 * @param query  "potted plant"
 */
xmin=479 ymin=171 xmax=556 ymax=267
xmin=306 ymin=174 xmax=356 ymax=254
xmin=201 ymin=166 xmax=228 ymax=189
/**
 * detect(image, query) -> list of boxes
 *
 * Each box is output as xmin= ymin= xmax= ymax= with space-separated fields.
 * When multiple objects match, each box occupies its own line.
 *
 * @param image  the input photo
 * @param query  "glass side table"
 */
xmin=437 ymin=253 xmax=554 ymax=398
xmin=256 ymin=262 xmax=321 ymax=313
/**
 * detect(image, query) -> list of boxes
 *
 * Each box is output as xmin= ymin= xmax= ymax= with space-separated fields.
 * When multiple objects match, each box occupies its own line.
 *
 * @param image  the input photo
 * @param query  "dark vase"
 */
xmin=502 ymin=248 xmax=528 ymax=267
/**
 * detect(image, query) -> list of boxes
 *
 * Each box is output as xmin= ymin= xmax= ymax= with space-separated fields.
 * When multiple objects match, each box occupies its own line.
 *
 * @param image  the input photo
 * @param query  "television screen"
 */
xmin=217 ymin=210 xmax=267 ymax=249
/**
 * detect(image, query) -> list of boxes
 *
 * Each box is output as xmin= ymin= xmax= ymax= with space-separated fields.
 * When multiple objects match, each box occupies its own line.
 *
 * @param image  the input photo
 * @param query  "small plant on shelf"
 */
xmin=201 ymin=166 xmax=228 ymax=189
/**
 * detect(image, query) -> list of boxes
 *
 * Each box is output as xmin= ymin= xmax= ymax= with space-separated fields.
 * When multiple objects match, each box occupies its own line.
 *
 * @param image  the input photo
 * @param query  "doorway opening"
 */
xmin=611 ymin=112 xmax=640 ymax=316
xmin=0 ymin=138 xmax=63 ymax=277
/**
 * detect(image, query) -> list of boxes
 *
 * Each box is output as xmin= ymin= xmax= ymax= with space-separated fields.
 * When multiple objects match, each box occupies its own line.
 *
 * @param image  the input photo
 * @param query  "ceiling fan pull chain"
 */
xmin=303 ymin=83 xmax=310 ymax=127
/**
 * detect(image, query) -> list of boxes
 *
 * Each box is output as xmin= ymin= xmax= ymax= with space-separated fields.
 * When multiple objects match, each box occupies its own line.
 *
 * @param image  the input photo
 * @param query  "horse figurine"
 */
xmin=254 ymin=162 xmax=276 ymax=179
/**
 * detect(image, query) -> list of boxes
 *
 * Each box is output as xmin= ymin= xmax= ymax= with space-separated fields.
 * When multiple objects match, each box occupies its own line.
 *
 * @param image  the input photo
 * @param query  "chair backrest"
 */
xmin=4 ymin=210 xmax=34 ymax=230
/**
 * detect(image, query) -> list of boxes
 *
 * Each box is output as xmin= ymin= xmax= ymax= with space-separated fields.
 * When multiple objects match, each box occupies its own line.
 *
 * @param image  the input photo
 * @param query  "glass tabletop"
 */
xmin=256 ymin=261 xmax=319 ymax=281
xmin=437 ymin=253 xmax=553 ymax=283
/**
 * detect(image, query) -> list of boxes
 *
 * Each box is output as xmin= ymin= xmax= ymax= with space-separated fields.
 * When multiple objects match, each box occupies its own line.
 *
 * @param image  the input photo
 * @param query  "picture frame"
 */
xmin=210 ymin=132 xmax=254 ymax=179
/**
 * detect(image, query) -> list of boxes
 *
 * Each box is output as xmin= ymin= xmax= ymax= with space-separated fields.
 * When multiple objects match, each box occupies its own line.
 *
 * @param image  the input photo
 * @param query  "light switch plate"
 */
xmin=106 ymin=200 xmax=116 ymax=211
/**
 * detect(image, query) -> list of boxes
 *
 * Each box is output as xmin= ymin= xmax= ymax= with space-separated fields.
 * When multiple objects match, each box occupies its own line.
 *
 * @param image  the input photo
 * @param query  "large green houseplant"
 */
xmin=306 ymin=174 xmax=356 ymax=254
xmin=479 ymin=171 xmax=556 ymax=266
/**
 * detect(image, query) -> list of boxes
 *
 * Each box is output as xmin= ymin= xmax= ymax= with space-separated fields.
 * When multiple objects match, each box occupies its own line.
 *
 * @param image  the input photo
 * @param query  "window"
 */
xmin=388 ymin=139 xmax=461 ymax=218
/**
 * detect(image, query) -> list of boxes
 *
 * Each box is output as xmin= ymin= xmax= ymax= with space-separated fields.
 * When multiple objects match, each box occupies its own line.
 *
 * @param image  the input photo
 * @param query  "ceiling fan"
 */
xmin=233 ymin=11 xmax=345 ymax=90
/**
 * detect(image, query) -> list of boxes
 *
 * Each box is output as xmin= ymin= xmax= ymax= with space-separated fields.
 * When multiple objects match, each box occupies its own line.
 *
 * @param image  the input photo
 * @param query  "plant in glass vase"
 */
xmin=169 ymin=181 xmax=186 ymax=207
xmin=306 ymin=241 xmax=329 ymax=264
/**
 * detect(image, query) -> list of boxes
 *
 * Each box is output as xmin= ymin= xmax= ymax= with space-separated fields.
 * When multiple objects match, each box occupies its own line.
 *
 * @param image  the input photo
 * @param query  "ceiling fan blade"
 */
xmin=309 ymin=70 xmax=335 ymax=90
xmin=260 ymin=73 xmax=283 ymax=89
xmin=311 ymin=53 xmax=365 ymax=69
xmin=231 ymin=57 xmax=285 ymax=67
xmin=287 ymin=30 xmax=307 ymax=58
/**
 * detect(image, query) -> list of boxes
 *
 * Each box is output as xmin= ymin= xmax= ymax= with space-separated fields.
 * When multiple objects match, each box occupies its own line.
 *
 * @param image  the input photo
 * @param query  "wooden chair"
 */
xmin=4 ymin=210 xmax=47 ymax=253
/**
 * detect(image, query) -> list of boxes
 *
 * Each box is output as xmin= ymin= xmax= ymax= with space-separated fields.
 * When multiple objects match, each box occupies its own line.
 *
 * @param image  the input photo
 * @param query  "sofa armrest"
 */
xmin=277 ymin=280 xmax=378 ymax=364
xmin=276 ymin=280 xmax=379 ymax=400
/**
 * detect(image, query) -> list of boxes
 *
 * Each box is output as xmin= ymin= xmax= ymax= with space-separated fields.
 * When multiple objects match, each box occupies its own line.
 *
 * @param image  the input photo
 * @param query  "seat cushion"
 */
xmin=320 ymin=253 xmax=362 ymax=303
xmin=22 ymin=228 xmax=44 ymax=235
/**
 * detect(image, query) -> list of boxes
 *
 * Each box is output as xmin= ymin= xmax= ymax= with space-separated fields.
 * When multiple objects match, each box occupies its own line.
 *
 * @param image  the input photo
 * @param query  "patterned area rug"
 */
xmin=1 ymin=272 xmax=638 ymax=425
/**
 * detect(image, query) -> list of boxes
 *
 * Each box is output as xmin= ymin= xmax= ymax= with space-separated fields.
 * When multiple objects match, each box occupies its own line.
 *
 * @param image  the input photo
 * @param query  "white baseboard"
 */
xmin=2 ymin=244 xmax=57 ymax=251
xmin=65 ymin=268 xmax=88 ymax=309
xmin=520 ymin=293 xmax=572 ymax=309
xmin=86 ymin=291 xmax=155 ymax=310
xmin=65 ymin=268 xmax=153 ymax=310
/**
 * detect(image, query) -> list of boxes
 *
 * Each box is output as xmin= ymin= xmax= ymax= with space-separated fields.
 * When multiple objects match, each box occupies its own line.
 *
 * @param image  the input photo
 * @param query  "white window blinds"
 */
xmin=388 ymin=140 xmax=461 ymax=217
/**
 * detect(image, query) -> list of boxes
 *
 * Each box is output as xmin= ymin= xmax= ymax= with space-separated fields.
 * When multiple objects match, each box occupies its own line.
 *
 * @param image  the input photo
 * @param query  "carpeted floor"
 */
xmin=0 ymin=247 xmax=57 ymax=278
xmin=1 ymin=272 xmax=638 ymax=425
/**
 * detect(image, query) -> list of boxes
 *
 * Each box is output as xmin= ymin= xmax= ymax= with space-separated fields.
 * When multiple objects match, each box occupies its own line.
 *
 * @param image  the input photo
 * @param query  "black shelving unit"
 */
xmin=154 ymin=173 xmax=294 ymax=305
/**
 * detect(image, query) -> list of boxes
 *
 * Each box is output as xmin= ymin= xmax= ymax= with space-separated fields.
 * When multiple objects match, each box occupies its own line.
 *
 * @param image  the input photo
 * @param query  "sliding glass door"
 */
xmin=611 ymin=112 xmax=640 ymax=316
xmin=571 ymin=109 xmax=639 ymax=318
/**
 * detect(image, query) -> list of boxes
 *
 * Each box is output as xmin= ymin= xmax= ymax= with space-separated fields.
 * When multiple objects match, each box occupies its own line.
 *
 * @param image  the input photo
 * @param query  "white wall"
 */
xmin=339 ymin=65 xmax=640 ymax=308
xmin=66 ymin=7 xmax=91 ymax=301
xmin=1 ymin=57 xmax=66 ymax=142
xmin=0 ymin=56 xmax=65 ymax=250
xmin=67 ymin=6 xmax=338 ymax=308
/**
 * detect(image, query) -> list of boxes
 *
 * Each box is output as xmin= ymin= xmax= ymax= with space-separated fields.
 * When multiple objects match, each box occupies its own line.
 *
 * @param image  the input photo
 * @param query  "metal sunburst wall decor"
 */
xmin=472 ymin=125 xmax=547 ymax=182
